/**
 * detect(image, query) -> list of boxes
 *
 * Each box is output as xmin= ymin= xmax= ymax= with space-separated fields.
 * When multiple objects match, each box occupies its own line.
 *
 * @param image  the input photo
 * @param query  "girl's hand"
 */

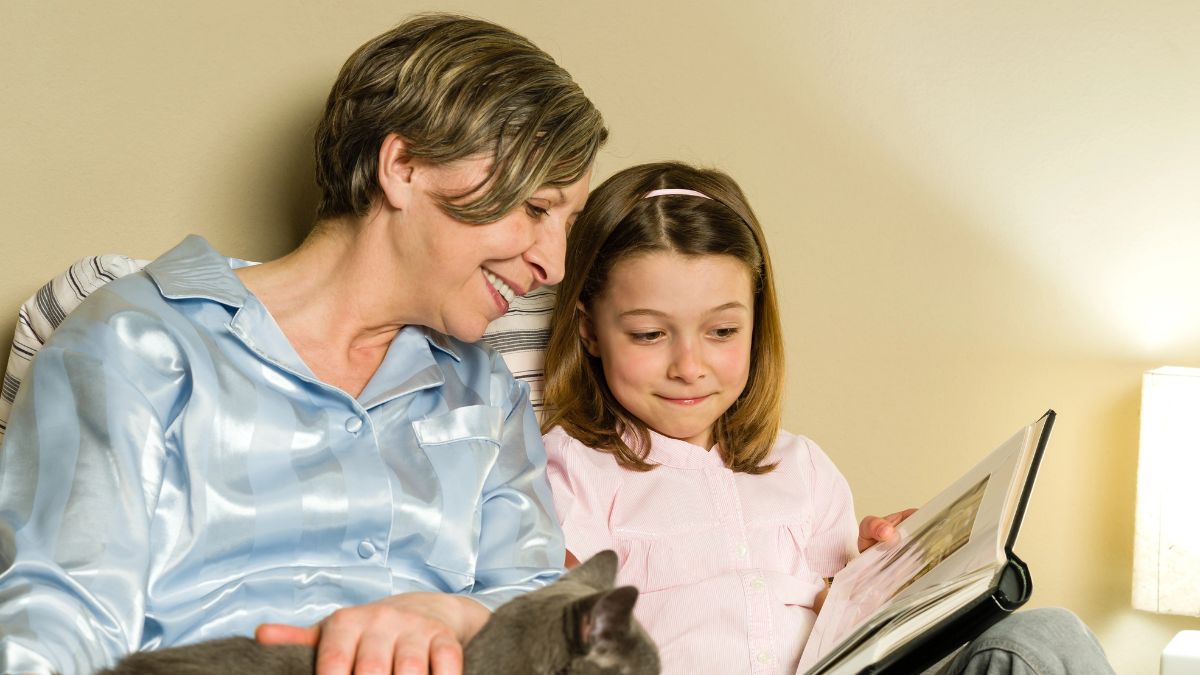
xmin=812 ymin=579 xmax=832 ymax=614
xmin=856 ymin=508 xmax=917 ymax=553
xmin=256 ymin=592 xmax=490 ymax=675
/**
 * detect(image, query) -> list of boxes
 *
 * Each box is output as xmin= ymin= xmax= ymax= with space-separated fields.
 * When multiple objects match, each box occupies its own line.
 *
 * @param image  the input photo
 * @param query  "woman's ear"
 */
xmin=577 ymin=301 xmax=600 ymax=357
xmin=377 ymin=133 xmax=416 ymax=210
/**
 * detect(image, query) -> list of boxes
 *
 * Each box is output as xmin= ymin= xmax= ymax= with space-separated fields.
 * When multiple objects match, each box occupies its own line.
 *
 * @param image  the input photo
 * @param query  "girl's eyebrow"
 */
xmin=709 ymin=301 xmax=750 ymax=313
xmin=618 ymin=302 xmax=749 ymax=319
xmin=619 ymin=308 xmax=669 ymax=319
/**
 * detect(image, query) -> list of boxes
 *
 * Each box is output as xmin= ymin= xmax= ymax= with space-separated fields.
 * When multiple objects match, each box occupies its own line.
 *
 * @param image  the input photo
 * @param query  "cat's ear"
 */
xmin=562 ymin=549 xmax=618 ymax=589
xmin=573 ymin=586 xmax=640 ymax=651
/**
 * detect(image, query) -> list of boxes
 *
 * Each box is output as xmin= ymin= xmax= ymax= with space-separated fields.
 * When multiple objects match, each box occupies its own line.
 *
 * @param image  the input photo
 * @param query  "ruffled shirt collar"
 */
xmin=635 ymin=427 xmax=727 ymax=470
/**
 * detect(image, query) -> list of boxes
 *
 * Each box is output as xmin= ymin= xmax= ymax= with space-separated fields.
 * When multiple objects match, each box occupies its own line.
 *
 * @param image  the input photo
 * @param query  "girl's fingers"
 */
xmin=857 ymin=509 xmax=917 ymax=552
xmin=886 ymin=508 xmax=917 ymax=525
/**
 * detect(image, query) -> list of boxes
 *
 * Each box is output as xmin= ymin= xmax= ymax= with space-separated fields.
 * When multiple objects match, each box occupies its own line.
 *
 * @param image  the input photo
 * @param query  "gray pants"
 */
xmin=922 ymin=608 xmax=1116 ymax=674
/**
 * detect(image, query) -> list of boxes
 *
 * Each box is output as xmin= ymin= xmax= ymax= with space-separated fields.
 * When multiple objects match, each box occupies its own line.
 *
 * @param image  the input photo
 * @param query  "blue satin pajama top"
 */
xmin=0 ymin=235 xmax=565 ymax=674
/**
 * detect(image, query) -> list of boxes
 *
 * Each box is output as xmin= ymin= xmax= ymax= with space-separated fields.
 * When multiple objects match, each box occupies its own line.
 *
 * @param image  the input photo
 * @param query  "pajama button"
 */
xmin=345 ymin=416 xmax=364 ymax=434
xmin=357 ymin=539 xmax=376 ymax=558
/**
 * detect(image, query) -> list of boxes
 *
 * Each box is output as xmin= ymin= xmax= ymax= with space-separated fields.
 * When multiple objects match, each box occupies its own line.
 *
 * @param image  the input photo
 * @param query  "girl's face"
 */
xmin=580 ymin=252 xmax=754 ymax=450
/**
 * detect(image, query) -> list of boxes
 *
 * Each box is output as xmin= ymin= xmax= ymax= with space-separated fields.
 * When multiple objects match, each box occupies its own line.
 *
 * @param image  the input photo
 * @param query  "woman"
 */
xmin=0 ymin=14 xmax=605 ymax=675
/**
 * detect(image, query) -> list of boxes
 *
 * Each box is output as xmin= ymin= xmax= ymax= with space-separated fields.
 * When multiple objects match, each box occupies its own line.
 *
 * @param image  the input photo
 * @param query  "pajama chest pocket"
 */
xmin=412 ymin=404 xmax=503 ymax=591
xmin=755 ymin=516 xmax=814 ymax=572
xmin=615 ymin=529 xmax=726 ymax=592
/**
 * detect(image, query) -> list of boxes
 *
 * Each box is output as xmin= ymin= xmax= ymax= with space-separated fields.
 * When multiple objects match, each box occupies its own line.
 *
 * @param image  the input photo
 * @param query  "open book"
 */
xmin=796 ymin=410 xmax=1056 ymax=675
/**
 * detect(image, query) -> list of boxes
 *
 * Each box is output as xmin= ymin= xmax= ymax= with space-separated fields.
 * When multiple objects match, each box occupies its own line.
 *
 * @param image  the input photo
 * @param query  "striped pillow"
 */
xmin=479 ymin=284 xmax=555 ymax=414
xmin=1 ymin=255 xmax=147 ymax=441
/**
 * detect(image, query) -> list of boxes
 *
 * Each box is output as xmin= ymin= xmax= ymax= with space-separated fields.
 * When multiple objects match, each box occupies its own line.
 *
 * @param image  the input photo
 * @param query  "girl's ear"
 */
xmin=577 ymin=301 xmax=601 ymax=357
xmin=377 ymin=133 xmax=416 ymax=210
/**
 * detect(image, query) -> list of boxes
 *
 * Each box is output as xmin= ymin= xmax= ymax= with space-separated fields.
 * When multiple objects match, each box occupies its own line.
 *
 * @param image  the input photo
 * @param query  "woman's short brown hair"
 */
xmin=542 ymin=162 xmax=786 ymax=474
xmin=314 ymin=13 xmax=607 ymax=223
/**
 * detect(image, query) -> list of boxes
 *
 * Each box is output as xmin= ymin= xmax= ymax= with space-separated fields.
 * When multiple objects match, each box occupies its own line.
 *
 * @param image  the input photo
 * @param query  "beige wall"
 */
xmin=3 ymin=1 xmax=1199 ymax=672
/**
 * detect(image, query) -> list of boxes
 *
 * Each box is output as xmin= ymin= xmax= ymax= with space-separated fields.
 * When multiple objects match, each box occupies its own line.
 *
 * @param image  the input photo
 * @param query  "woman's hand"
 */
xmin=256 ymin=592 xmax=490 ymax=675
xmin=856 ymin=508 xmax=917 ymax=553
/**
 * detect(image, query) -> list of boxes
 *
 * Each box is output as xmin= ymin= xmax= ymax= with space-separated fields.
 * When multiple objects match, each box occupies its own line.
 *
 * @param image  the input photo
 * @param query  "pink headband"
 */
xmin=643 ymin=188 xmax=712 ymax=200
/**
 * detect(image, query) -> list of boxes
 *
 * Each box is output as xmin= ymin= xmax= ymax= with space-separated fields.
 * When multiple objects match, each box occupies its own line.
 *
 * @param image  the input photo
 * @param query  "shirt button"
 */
xmin=757 ymin=651 xmax=772 ymax=664
xmin=750 ymin=578 xmax=766 ymax=590
xmin=357 ymin=539 xmax=376 ymax=559
xmin=345 ymin=416 xmax=364 ymax=434
xmin=736 ymin=544 xmax=749 ymax=559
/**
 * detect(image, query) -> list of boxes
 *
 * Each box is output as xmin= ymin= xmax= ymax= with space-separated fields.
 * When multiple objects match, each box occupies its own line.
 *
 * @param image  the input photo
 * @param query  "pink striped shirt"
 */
xmin=544 ymin=426 xmax=857 ymax=675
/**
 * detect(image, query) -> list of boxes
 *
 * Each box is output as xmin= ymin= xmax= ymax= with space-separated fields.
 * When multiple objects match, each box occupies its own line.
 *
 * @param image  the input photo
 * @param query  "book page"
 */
xmin=797 ymin=418 xmax=1044 ymax=674
xmin=815 ymin=568 xmax=998 ymax=675
xmin=799 ymin=478 xmax=995 ymax=671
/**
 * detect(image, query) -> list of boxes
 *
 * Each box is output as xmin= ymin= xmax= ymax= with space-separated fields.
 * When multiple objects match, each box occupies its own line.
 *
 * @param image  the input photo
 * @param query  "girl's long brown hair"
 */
xmin=542 ymin=162 xmax=785 ymax=473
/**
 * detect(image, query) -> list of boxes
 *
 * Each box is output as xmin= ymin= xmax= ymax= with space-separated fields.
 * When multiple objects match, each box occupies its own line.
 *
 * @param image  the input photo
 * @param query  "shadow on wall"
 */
xmin=271 ymin=97 xmax=324 ymax=249
xmin=210 ymin=88 xmax=326 ymax=257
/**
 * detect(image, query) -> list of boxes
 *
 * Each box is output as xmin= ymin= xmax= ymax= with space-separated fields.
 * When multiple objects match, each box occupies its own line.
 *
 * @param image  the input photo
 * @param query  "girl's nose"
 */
xmin=667 ymin=341 xmax=705 ymax=383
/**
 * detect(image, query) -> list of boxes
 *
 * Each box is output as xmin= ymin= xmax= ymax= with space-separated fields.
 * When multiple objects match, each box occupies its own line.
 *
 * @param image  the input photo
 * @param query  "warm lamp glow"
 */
xmin=1132 ymin=366 xmax=1200 ymax=616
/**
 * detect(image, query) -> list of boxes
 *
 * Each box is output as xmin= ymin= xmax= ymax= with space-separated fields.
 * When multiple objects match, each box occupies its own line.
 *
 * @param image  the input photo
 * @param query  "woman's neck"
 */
xmin=234 ymin=215 xmax=419 ymax=396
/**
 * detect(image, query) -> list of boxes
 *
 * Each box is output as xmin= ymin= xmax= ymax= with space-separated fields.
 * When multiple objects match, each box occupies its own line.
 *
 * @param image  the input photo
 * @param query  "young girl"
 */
xmin=540 ymin=161 xmax=852 ymax=674
xmin=540 ymin=162 xmax=1115 ymax=675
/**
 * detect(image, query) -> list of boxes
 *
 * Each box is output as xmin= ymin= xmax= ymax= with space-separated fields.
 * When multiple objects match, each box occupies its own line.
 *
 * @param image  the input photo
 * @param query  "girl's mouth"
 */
xmin=658 ymin=395 xmax=710 ymax=406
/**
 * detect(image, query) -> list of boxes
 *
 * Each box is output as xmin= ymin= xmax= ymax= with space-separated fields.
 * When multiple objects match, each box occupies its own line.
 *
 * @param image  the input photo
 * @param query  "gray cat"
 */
xmin=98 ymin=550 xmax=660 ymax=675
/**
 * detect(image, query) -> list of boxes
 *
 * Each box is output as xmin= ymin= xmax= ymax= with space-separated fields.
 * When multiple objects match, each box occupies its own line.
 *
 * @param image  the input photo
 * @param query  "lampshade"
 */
xmin=1132 ymin=366 xmax=1200 ymax=616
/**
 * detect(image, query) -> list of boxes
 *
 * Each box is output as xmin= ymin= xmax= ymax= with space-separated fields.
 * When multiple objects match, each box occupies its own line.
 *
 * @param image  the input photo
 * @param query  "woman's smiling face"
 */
xmin=398 ymin=157 xmax=592 ymax=343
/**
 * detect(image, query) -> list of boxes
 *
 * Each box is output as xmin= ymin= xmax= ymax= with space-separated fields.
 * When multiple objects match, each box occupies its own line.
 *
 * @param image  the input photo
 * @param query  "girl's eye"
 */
xmin=711 ymin=326 xmax=740 ymax=340
xmin=525 ymin=203 xmax=549 ymax=219
xmin=630 ymin=331 xmax=664 ymax=343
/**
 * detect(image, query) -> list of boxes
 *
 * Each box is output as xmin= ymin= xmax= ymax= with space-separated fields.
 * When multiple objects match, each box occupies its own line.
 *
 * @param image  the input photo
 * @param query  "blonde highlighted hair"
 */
xmin=314 ymin=13 xmax=607 ymax=223
xmin=542 ymin=162 xmax=785 ymax=474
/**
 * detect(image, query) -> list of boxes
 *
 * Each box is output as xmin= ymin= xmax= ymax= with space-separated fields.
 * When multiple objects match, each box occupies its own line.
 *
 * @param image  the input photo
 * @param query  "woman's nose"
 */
xmin=523 ymin=219 xmax=566 ymax=287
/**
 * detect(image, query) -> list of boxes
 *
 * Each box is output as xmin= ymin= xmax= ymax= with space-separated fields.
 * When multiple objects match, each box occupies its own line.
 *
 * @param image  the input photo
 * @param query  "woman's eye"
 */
xmin=525 ymin=203 xmax=549 ymax=219
xmin=711 ymin=326 xmax=740 ymax=340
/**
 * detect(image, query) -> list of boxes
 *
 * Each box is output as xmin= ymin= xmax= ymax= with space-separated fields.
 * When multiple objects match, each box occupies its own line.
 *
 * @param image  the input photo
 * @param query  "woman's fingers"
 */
xmin=429 ymin=632 xmax=465 ymax=675
xmin=389 ymin=629 xmax=461 ymax=675
xmin=255 ymin=622 xmax=320 ymax=646
xmin=298 ymin=598 xmax=466 ymax=675
xmin=312 ymin=610 xmax=363 ymax=675
xmin=365 ymin=618 xmax=440 ymax=675
xmin=256 ymin=592 xmax=471 ymax=675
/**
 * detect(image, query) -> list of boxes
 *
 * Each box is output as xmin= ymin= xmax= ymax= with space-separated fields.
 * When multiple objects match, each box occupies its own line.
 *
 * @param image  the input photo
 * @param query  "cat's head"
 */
xmin=465 ymin=550 xmax=660 ymax=675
